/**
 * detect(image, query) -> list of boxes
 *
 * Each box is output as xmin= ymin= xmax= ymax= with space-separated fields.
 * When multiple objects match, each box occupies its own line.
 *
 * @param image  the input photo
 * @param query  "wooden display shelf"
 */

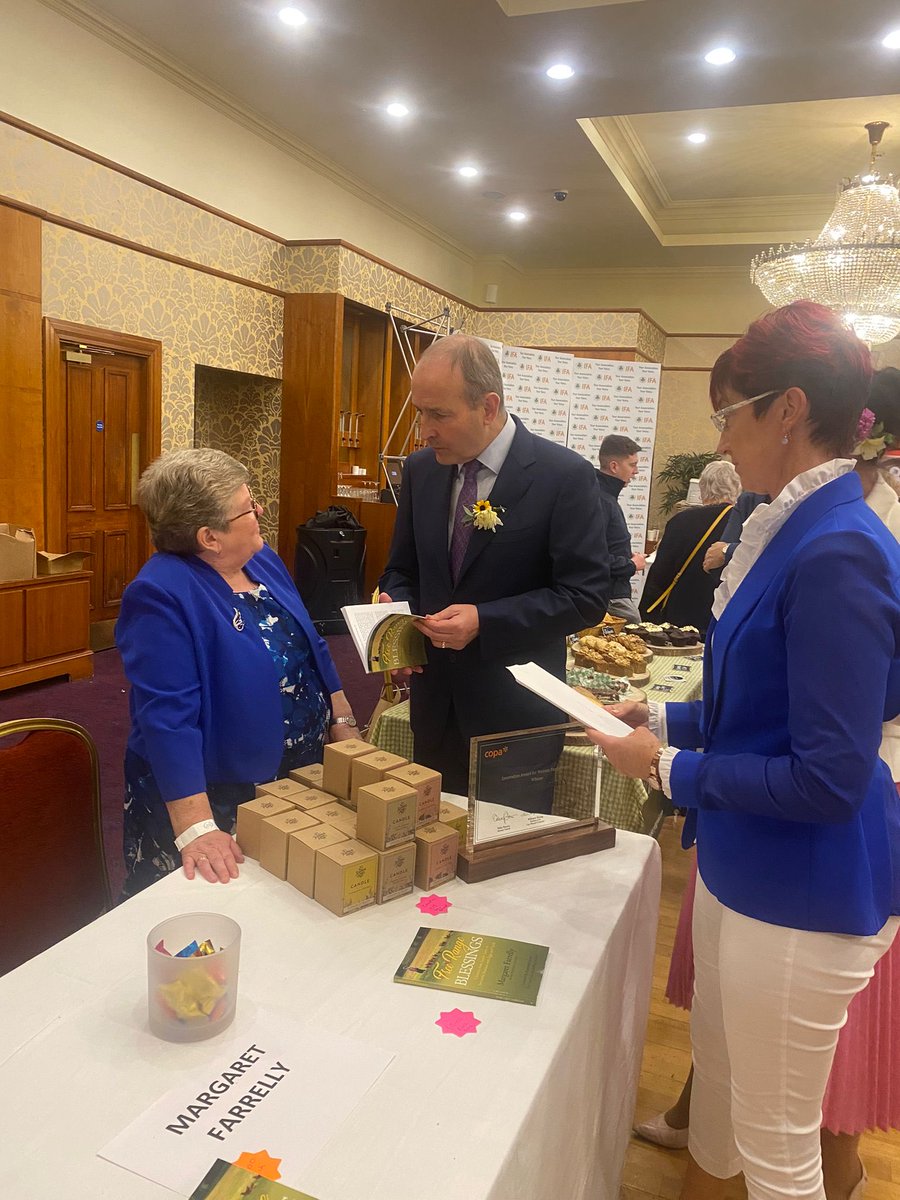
xmin=0 ymin=571 xmax=93 ymax=692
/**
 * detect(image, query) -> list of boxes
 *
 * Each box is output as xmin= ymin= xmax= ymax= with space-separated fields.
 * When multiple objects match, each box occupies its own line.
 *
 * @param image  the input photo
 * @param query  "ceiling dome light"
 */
xmin=457 ymin=165 xmax=480 ymax=178
xmin=704 ymin=46 xmax=736 ymax=65
xmin=507 ymin=209 xmax=528 ymax=223
xmin=546 ymin=64 xmax=575 ymax=80
xmin=278 ymin=7 xmax=307 ymax=26
xmin=385 ymin=102 xmax=410 ymax=118
xmin=883 ymin=30 xmax=900 ymax=49
xmin=686 ymin=131 xmax=708 ymax=144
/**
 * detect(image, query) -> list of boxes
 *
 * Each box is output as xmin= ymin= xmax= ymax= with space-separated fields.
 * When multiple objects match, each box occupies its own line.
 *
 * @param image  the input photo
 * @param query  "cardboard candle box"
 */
xmin=289 ymin=762 xmax=326 ymax=791
xmin=322 ymin=739 xmax=374 ymax=801
xmin=414 ymin=821 xmax=460 ymax=890
xmin=374 ymin=842 xmax=416 ymax=904
xmin=356 ymin=780 xmax=417 ymax=852
xmin=349 ymin=750 xmax=408 ymax=810
xmin=385 ymin=763 xmax=441 ymax=827
xmin=287 ymin=825 xmax=348 ymax=897
xmin=313 ymin=839 xmax=378 ymax=917
xmin=36 ymin=550 xmax=91 ymax=575
xmin=328 ymin=808 xmax=357 ymax=838
xmin=438 ymin=801 xmax=468 ymax=844
xmin=259 ymin=809 xmax=321 ymax=880
xmin=255 ymin=778 xmax=308 ymax=802
xmin=305 ymin=799 xmax=355 ymax=828
xmin=236 ymin=796 xmax=296 ymax=860
xmin=287 ymin=787 xmax=338 ymax=812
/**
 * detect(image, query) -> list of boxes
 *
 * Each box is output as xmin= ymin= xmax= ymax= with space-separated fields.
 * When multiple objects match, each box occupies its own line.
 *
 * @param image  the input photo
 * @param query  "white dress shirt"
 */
xmin=447 ymin=414 xmax=517 ymax=546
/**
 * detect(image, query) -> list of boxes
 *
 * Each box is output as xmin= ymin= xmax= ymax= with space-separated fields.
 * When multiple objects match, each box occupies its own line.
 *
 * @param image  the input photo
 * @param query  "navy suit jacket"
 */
xmin=666 ymin=472 xmax=900 ymax=935
xmin=117 ymin=545 xmax=341 ymax=802
xmin=380 ymin=417 xmax=610 ymax=746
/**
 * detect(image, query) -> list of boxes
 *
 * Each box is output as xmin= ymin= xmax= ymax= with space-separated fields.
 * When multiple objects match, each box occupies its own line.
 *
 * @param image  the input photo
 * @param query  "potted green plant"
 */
xmin=656 ymin=451 xmax=720 ymax=514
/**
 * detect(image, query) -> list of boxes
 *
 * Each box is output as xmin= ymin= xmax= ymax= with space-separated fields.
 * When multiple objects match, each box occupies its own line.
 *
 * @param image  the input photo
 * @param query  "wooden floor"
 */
xmin=620 ymin=819 xmax=900 ymax=1200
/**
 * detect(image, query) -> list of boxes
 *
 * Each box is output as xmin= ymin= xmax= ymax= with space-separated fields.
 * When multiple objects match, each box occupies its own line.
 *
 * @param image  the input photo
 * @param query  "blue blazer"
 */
xmin=117 ymin=545 xmax=341 ymax=802
xmin=667 ymin=472 xmax=900 ymax=935
xmin=380 ymin=416 xmax=610 ymax=744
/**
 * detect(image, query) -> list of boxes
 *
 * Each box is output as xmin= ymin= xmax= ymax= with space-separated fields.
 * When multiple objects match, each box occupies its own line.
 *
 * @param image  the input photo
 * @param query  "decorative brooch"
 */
xmin=854 ymin=407 xmax=896 ymax=460
xmin=463 ymin=499 xmax=505 ymax=532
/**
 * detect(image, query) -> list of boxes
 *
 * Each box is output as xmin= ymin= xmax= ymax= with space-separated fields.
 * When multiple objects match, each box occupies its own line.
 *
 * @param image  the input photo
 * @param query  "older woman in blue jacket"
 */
xmin=117 ymin=449 xmax=357 ymax=897
xmin=590 ymin=302 xmax=900 ymax=1200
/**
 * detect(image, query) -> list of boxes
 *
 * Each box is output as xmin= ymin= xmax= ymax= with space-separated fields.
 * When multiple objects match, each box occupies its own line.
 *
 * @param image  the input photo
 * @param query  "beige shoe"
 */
xmin=633 ymin=1111 xmax=689 ymax=1149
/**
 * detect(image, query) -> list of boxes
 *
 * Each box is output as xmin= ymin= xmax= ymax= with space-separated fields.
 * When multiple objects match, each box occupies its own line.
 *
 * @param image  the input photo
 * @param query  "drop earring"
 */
xmin=781 ymin=433 xmax=790 ymax=445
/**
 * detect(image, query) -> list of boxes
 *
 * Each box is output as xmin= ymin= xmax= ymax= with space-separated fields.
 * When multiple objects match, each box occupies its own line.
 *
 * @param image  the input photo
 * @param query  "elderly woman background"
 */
xmin=639 ymin=459 xmax=741 ymax=631
xmin=590 ymin=302 xmax=900 ymax=1200
xmin=117 ymin=448 xmax=356 ymax=898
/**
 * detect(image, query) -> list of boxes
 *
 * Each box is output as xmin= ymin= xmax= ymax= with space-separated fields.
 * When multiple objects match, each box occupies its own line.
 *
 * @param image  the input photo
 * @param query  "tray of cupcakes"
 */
xmin=623 ymin=622 xmax=703 ymax=655
xmin=571 ymin=633 xmax=651 ymax=684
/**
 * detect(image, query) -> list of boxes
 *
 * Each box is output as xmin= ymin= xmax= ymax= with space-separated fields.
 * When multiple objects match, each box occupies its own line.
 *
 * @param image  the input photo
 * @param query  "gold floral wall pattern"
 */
xmin=42 ymin=226 xmax=283 ymax=450
xmin=649 ymin=369 xmax=720 ymax=526
xmin=194 ymin=366 xmax=282 ymax=544
xmin=475 ymin=309 xmax=642 ymax=349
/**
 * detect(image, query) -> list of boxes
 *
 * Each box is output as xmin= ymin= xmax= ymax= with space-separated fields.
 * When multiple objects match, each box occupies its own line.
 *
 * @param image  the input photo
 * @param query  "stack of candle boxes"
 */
xmin=236 ymin=738 xmax=468 ymax=917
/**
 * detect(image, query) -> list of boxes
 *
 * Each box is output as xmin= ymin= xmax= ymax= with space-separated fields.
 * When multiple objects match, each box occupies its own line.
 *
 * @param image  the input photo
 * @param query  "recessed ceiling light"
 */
xmin=507 ymin=209 xmax=528 ymax=223
xmin=686 ymin=131 xmax=708 ymax=144
xmin=385 ymin=102 xmax=411 ymax=118
xmin=457 ymin=165 xmax=480 ymax=178
xmin=546 ymin=63 xmax=575 ymax=80
xmin=704 ymin=46 xmax=736 ymax=65
xmin=883 ymin=30 xmax=900 ymax=49
xmin=278 ymin=6 xmax=307 ymax=26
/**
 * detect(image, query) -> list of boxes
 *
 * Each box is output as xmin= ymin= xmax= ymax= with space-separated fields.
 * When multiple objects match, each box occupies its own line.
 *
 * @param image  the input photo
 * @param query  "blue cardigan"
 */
xmin=117 ymin=545 xmax=341 ymax=803
xmin=667 ymin=472 xmax=900 ymax=935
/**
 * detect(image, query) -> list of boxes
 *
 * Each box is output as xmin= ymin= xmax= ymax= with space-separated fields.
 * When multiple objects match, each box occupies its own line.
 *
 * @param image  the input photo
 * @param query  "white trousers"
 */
xmin=689 ymin=874 xmax=898 ymax=1200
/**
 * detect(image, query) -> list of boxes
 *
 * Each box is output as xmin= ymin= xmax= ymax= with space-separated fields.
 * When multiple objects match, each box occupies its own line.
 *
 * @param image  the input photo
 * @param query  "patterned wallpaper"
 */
xmin=194 ymin=366 xmax=282 ymax=544
xmin=476 ymin=308 xmax=642 ymax=349
xmin=650 ymin=369 xmax=720 ymax=527
xmin=2 ymin=123 xmax=287 ymax=289
xmin=42 ymin=226 xmax=283 ymax=450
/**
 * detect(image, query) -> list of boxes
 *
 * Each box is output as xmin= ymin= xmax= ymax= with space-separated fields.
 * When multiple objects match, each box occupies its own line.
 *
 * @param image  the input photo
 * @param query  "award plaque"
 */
xmin=456 ymin=722 xmax=616 ymax=883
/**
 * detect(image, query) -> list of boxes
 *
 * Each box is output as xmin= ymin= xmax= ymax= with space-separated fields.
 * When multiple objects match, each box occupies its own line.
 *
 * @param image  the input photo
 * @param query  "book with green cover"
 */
xmin=341 ymin=601 xmax=427 ymax=672
xmin=394 ymin=927 xmax=549 ymax=1006
xmin=189 ymin=1159 xmax=319 ymax=1200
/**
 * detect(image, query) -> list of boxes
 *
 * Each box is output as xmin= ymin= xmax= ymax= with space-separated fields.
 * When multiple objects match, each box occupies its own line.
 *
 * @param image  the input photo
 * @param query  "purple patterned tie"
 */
xmin=449 ymin=459 xmax=481 ymax=583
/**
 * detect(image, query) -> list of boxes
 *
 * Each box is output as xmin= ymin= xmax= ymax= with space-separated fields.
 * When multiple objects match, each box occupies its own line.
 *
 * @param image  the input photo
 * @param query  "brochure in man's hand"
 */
xmin=394 ymin=927 xmax=549 ymax=1006
xmin=341 ymin=601 xmax=427 ymax=673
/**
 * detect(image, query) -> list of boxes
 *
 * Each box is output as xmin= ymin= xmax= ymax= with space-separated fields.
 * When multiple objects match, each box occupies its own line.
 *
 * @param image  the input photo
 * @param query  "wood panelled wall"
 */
xmin=0 ymin=205 xmax=44 ymax=544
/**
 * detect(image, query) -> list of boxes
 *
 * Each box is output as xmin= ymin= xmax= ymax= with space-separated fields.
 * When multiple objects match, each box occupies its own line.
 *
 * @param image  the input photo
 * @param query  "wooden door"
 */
xmin=60 ymin=351 xmax=148 ymax=622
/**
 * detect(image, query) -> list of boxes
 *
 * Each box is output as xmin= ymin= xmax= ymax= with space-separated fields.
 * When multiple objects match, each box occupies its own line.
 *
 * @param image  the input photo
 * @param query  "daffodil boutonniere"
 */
xmin=464 ymin=498 xmax=505 ymax=532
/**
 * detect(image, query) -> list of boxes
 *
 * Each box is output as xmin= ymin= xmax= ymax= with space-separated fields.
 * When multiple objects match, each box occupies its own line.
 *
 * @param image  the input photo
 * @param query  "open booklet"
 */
xmin=507 ymin=662 xmax=633 ymax=737
xmin=341 ymin=601 xmax=428 ymax=673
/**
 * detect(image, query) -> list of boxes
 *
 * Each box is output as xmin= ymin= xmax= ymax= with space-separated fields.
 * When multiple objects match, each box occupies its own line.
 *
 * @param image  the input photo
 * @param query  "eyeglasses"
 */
xmin=227 ymin=497 xmax=262 ymax=523
xmin=710 ymin=390 xmax=778 ymax=433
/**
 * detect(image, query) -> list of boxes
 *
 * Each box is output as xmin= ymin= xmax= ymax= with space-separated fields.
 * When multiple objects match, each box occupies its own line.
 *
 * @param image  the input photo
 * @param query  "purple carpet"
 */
xmin=0 ymin=637 xmax=383 ymax=897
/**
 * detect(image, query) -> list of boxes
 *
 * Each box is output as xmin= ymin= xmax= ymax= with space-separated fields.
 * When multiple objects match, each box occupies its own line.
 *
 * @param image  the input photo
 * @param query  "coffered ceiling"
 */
xmin=35 ymin=0 xmax=900 ymax=271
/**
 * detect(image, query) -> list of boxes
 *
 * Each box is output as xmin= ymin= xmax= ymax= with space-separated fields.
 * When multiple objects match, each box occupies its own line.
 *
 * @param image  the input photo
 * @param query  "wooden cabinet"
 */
xmin=0 ymin=573 xmax=92 ymax=691
xmin=281 ymin=295 xmax=424 ymax=591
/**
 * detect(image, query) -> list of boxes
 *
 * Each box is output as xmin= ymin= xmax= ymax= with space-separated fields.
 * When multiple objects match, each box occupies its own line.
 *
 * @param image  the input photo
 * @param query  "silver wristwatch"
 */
xmin=332 ymin=715 xmax=358 ymax=728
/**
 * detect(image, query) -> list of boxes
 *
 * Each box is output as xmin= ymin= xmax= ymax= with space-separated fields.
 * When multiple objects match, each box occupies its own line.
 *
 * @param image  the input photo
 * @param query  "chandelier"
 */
xmin=751 ymin=121 xmax=900 ymax=345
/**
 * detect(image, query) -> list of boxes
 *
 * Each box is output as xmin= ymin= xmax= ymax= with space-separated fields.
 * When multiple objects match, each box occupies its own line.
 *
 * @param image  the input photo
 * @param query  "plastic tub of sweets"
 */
xmin=146 ymin=912 xmax=241 ymax=1042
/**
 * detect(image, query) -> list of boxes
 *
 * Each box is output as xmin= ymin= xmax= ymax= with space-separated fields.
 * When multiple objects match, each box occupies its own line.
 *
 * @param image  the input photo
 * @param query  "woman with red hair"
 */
xmin=589 ymin=302 xmax=900 ymax=1200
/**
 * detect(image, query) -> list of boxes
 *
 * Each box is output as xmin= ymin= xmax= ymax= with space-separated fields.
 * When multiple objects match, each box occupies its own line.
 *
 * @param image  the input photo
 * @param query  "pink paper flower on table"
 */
xmin=436 ymin=1008 xmax=481 ymax=1037
xmin=416 ymin=894 xmax=452 ymax=915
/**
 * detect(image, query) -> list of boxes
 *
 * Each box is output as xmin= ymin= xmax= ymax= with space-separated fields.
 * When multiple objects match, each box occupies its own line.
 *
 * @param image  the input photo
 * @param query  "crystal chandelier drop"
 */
xmin=751 ymin=122 xmax=900 ymax=345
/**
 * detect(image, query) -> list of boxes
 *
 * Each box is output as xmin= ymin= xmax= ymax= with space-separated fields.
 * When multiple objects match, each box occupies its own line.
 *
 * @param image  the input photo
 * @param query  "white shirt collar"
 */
xmin=470 ymin=413 xmax=515 ymax=477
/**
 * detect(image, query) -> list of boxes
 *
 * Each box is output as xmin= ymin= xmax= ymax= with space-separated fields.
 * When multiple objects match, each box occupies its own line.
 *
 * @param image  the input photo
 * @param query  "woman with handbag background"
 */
xmin=639 ymin=460 xmax=741 ymax=632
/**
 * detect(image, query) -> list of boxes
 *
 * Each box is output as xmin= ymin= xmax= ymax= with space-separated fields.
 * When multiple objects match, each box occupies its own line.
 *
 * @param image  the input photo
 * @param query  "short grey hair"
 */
xmin=138 ymin=448 xmax=249 ymax=554
xmin=418 ymin=334 xmax=504 ymax=408
xmin=698 ymin=459 xmax=741 ymax=505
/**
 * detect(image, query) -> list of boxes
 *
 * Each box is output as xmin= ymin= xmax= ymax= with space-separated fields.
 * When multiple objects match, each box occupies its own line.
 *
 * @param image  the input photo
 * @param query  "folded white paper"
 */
xmin=507 ymin=662 xmax=632 ymax=737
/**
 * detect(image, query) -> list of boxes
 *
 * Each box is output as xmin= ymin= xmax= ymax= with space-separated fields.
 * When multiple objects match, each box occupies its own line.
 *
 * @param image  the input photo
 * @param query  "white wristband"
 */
xmin=174 ymin=819 xmax=219 ymax=852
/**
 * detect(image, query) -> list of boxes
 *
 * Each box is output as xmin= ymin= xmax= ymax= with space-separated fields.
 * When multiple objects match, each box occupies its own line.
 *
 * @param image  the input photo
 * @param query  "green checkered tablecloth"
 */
xmin=367 ymin=652 xmax=704 ymax=832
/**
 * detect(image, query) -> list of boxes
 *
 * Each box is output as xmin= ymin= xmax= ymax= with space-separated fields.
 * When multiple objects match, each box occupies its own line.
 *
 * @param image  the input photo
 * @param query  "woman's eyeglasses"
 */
xmin=227 ymin=497 xmax=262 ymax=523
xmin=710 ymin=390 xmax=778 ymax=433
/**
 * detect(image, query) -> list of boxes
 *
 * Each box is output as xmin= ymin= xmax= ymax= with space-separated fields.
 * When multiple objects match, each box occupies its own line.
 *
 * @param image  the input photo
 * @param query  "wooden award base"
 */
xmin=456 ymin=819 xmax=617 ymax=884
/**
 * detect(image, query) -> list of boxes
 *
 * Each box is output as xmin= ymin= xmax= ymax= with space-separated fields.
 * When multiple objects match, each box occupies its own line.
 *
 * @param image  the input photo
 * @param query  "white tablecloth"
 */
xmin=0 ymin=832 xmax=660 ymax=1200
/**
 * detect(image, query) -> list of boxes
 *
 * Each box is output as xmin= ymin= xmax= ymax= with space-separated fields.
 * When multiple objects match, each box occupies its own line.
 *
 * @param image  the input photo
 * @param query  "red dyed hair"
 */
xmin=710 ymin=301 xmax=873 ymax=455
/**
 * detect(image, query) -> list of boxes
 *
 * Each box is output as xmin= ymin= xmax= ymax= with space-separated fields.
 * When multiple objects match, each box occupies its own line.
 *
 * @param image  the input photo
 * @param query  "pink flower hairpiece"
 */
xmin=856 ymin=408 xmax=876 ymax=441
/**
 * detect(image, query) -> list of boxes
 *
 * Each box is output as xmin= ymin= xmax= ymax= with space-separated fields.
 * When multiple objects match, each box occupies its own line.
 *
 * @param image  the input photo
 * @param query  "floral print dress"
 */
xmin=122 ymin=584 xmax=330 ymax=898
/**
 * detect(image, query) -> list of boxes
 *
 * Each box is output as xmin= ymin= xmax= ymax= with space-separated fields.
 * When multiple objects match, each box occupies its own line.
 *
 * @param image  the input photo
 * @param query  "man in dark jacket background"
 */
xmin=596 ymin=434 xmax=645 ymax=623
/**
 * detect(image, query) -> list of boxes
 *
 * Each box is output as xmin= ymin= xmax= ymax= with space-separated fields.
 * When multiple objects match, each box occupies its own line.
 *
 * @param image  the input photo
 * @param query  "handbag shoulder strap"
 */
xmin=645 ymin=505 xmax=733 ymax=615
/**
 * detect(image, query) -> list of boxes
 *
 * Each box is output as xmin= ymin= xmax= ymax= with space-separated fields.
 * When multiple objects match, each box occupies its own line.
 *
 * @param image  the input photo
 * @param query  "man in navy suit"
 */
xmin=379 ymin=335 xmax=610 ymax=799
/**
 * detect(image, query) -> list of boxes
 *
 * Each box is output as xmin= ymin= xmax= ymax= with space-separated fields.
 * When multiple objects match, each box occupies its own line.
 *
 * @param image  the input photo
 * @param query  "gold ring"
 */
xmin=196 ymin=854 xmax=208 ymax=862
xmin=441 ymin=641 xmax=446 ymax=649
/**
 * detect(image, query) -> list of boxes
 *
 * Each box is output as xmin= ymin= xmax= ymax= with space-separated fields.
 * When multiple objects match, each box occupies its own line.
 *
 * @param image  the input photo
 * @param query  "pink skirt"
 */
xmin=666 ymin=855 xmax=900 ymax=1135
